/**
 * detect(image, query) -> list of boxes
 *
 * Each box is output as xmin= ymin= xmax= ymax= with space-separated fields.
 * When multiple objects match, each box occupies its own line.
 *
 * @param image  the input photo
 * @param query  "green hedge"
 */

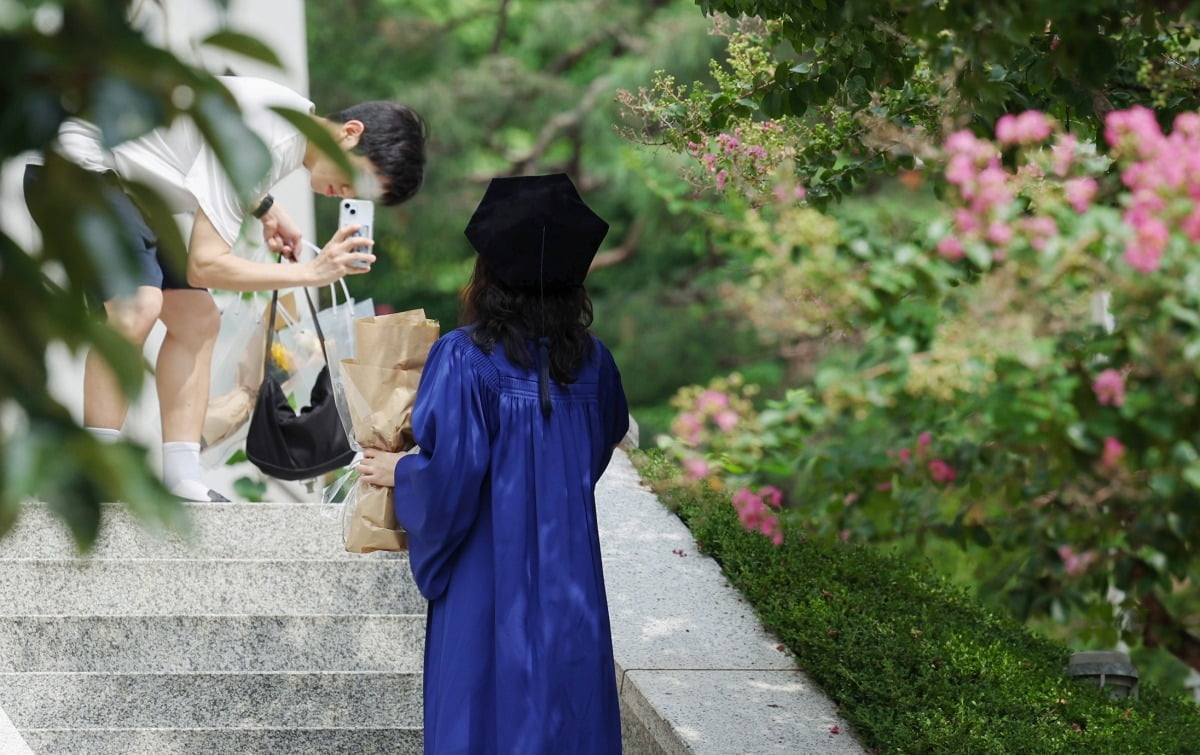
xmin=633 ymin=450 xmax=1200 ymax=754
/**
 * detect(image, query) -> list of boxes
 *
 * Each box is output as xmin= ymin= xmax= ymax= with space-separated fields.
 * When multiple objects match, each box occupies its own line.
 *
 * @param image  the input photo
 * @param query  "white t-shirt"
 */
xmin=54 ymin=76 xmax=313 ymax=246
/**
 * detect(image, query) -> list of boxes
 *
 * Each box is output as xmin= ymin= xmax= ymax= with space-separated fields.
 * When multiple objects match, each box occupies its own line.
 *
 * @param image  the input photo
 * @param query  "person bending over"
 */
xmin=24 ymin=74 xmax=427 ymax=501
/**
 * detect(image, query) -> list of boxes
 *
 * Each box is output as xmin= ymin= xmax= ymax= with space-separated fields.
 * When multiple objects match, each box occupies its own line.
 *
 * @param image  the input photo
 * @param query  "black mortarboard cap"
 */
xmin=463 ymin=173 xmax=609 ymax=289
xmin=464 ymin=173 xmax=608 ymax=419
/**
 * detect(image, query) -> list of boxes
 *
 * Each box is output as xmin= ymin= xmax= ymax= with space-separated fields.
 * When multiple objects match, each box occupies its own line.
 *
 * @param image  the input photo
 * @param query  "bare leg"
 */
xmin=157 ymin=289 xmax=220 ymax=443
xmin=84 ymin=287 xmax=164 ymax=430
xmin=156 ymin=289 xmax=228 ymax=501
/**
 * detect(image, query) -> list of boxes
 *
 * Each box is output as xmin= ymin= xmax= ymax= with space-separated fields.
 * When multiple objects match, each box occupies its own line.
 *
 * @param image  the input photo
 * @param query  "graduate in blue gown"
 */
xmin=358 ymin=173 xmax=629 ymax=754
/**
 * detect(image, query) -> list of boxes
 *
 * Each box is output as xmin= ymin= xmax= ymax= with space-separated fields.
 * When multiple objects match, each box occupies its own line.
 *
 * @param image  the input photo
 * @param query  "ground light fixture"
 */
xmin=1066 ymin=651 xmax=1140 ymax=700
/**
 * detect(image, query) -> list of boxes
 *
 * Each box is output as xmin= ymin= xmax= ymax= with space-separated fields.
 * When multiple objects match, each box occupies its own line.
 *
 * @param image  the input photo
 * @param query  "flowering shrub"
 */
xmin=658 ymin=106 xmax=1200 ymax=680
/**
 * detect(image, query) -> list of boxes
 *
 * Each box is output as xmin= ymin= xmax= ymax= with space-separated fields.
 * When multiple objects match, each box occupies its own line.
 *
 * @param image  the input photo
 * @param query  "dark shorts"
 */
xmin=23 ymin=163 xmax=198 ymax=309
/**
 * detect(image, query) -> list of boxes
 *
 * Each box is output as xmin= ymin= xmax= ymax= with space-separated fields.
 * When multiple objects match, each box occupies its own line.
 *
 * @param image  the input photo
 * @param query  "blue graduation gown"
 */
xmin=394 ymin=327 xmax=629 ymax=755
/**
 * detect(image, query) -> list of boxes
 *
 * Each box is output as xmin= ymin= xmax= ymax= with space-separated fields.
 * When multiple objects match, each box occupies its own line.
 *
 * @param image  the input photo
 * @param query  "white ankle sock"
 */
xmin=87 ymin=427 xmax=121 ymax=443
xmin=162 ymin=441 xmax=213 ymax=501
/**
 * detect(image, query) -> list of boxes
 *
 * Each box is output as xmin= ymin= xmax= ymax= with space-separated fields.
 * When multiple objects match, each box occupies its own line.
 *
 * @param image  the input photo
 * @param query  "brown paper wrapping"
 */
xmin=341 ymin=309 xmax=440 ymax=553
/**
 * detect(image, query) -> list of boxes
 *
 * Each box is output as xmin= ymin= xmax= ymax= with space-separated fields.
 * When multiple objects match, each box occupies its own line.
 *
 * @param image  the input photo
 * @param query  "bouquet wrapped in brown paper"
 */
xmin=337 ymin=309 xmax=440 ymax=552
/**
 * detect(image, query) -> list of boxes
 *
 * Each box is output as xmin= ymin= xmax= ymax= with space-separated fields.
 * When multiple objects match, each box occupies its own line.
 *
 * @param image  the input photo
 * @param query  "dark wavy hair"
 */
xmin=461 ymin=257 xmax=594 ymax=385
xmin=325 ymin=101 xmax=428 ymax=206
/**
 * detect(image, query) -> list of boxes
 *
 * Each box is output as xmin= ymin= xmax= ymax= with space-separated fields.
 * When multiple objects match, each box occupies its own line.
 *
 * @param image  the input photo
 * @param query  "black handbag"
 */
xmin=245 ymin=287 xmax=355 ymax=481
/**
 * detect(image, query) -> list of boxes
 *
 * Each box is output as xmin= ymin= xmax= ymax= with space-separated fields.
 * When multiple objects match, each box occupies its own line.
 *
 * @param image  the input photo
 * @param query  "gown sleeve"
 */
xmin=392 ymin=333 xmax=494 ymax=601
xmin=596 ymin=340 xmax=630 ymax=476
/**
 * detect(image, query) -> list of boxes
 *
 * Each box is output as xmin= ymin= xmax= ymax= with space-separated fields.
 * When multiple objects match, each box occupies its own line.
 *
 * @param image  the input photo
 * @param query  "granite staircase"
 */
xmin=0 ymin=501 xmax=425 ymax=754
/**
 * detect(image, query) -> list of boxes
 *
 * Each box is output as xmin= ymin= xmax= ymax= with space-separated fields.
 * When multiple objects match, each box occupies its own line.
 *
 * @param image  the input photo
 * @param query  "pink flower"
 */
xmin=683 ymin=458 xmax=711 ymax=481
xmin=1092 ymin=369 xmax=1126 ymax=407
xmin=1057 ymin=545 xmax=1098 ymax=577
xmin=759 ymin=485 xmax=783 ymax=509
xmin=986 ymin=220 xmax=1014 ymax=246
xmin=838 ymin=529 xmax=851 ymax=542
xmin=928 ymin=459 xmax=957 ymax=484
xmin=1051 ymin=133 xmax=1078 ymax=176
xmin=937 ymin=236 xmax=965 ymax=261
xmin=672 ymin=412 xmax=704 ymax=445
xmin=946 ymin=154 xmax=977 ymax=186
xmin=953 ymin=208 xmax=981 ymax=234
xmin=1020 ymin=215 xmax=1059 ymax=251
xmin=1064 ymin=177 xmax=1098 ymax=213
xmin=716 ymin=132 xmax=741 ymax=153
xmin=714 ymin=410 xmax=739 ymax=432
xmin=944 ymin=130 xmax=980 ymax=155
xmin=995 ymin=114 xmax=1019 ymax=145
xmin=916 ymin=432 xmax=932 ymax=459
xmin=1016 ymin=111 xmax=1053 ymax=143
xmin=1124 ymin=240 xmax=1165 ymax=273
xmin=843 ymin=492 xmax=859 ymax=506
xmin=996 ymin=111 xmax=1053 ymax=145
xmin=1100 ymin=436 xmax=1125 ymax=468
xmin=696 ymin=389 xmax=730 ymax=414
xmin=732 ymin=487 xmax=784 ymax=545
xmin=898 ymin=447 xmax=912 ymax=464
xmin=714 ymin=170 xmax=728 ymax=190
xmin=1173 ymin=111 xmax=1200 ymax=139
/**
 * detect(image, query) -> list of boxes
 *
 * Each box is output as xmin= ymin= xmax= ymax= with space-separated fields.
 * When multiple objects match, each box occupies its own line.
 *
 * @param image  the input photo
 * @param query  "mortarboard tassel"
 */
xmin=537 ymin=225 xmax=552 ymax=418
xmin=537 ymin=336 xmax=552 ymax=417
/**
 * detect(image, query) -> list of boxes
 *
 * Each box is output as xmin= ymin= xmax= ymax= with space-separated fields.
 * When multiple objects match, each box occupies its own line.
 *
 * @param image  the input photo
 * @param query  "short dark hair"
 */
xmin=461 ymin=257 xmax=594 ymax=385
xmin=326 ymin=101 xmax=427 ymax=206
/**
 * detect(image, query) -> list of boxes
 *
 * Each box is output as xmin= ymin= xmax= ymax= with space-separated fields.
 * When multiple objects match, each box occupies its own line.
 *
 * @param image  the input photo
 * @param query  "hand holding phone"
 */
xmin=339 ymin=199 xmax=375 ymax=269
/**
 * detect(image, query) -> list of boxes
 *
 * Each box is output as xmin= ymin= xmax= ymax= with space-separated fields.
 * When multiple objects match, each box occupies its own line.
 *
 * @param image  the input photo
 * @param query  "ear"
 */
xmin=339 ymin=119 xmax=365 ymax=147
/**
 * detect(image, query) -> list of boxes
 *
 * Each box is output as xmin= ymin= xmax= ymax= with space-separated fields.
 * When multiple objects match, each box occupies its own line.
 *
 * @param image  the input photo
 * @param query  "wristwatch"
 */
xmin=251 ymin=194 xmax=275 ymax=219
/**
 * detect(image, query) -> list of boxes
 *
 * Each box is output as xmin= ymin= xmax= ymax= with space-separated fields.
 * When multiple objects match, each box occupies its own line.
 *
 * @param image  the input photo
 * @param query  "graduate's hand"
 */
xmin=358 ymin=448 xmax=403 ymax=488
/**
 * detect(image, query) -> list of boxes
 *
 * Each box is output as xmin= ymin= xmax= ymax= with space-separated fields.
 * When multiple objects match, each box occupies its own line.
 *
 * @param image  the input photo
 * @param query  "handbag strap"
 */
xmin=262 ymin=287 xmax=334 ymax=378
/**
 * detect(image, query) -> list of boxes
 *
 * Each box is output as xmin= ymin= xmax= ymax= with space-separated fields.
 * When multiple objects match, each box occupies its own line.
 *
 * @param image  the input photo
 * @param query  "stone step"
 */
xmin=16 ymin=727 xmax=422 ymax=755
xmin=3 ymin=502 xmax=400 ymax=561
xmin=0 ymin=559 xmax=425 ymax=616
xmin=0 ymin=615 xmax=423 ymax=673
xmin=0 ymin=672 xmax=421 ymax=729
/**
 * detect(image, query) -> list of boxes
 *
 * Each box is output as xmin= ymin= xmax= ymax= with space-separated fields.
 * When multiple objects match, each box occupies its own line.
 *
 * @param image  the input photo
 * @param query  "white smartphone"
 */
xmin=338 ymin=198 xmax=374 ymax=269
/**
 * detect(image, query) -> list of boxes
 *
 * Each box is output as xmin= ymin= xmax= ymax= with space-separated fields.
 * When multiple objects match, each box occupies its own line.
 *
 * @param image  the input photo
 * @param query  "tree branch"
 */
xmin=590 ymin=218 xmax=643 ymax=272
xmin=491 ymin=0 xmax=511 ymax=55
xmin=1138 ymin=590 xmax=1200 ymax=672
xmin=548 ymin=30 xmax=616 ymax=75
xmin=507 ymin=76 xmax=613 ymax=173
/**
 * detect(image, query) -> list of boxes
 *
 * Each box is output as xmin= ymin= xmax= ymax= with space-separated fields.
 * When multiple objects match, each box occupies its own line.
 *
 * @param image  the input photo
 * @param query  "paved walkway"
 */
xmin=597 ymin=450 xmax=866 ymax=754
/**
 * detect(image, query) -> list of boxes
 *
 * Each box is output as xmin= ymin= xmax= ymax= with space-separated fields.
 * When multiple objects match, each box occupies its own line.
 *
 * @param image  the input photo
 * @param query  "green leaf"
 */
xmin=191 ymin=86 xmax=272 ymax=202
xmin=963 ymin=241 xmax=992 ymax=269
xmin=121 ymin=179 xmax=190 ymax=284
xmin=1183 ymin=461 xmax=1200 ymax=491
xmin=1065 ymin=423 xmax=1095 ymax=452
xmin=88 ymin=75 xmax=164 ymax=148
xmin=200 ymin=31 xmax=283 ymax=68
xmin=783 ymin=87 xmax=808 ymax=117
xmin=270 ymin=105 xmax=355 ymax=182
xmin=235 ymin=476 xmax=267 ymax=502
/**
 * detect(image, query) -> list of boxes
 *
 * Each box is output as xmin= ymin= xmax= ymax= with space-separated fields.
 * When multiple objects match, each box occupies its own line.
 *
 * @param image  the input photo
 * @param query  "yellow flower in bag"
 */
xmin=270 ymin=342 xmax=293 ymax=373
